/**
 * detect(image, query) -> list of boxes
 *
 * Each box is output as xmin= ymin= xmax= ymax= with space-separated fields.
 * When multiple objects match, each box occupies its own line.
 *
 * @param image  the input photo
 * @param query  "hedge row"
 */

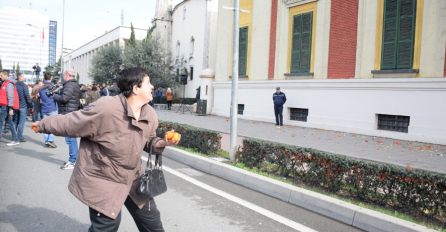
xmin=157 ymin=121 xmax=221 ymax=155
xmin=153 ymin=96 xmax=196 ymax=105
xmin=236 ymin=138 xmax=446 ymax=216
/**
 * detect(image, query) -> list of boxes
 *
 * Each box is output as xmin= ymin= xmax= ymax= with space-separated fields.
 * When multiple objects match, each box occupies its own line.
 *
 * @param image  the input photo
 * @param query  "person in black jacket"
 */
xmin=52 ymin=68 xmax=80 ymax=170
xmin=273 ymin=87 xmax=286 ymax=126
xmin=13 ymin=73 xmax=33 ymax=142
xmin=108 ymin=83 xmax=121 ymax=96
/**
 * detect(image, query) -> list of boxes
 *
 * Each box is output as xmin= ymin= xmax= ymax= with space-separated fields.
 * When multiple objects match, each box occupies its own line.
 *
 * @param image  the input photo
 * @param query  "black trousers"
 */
xmin=274 ymin=105 xmax=283 ymax=125
xmin=167 ymin=101 xmax=172 ymax=109
xmin=89 ymin=196 xmax=164 ymax=232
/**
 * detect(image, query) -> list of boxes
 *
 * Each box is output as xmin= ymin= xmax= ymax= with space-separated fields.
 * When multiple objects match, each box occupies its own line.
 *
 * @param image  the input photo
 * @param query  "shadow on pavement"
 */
xmin=0 ymin=204 xmax=89 ymax=231
xmin=8 ymin=145 xmax=66 ymax=166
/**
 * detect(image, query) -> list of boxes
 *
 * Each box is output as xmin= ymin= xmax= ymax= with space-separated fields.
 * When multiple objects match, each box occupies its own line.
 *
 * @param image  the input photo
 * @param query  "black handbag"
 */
xmin=136 ymin=137 xmax=167 ymax=198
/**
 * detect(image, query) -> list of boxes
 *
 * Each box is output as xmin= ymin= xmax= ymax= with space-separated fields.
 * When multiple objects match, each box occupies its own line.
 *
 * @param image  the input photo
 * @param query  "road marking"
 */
xmin=141 ymin=156 xmax=318 ymax=232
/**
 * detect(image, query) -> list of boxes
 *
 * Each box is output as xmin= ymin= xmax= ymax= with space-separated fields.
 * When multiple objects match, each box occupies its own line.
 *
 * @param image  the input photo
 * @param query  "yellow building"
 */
xmin=212 ymin=0 xmax=446 ymax=144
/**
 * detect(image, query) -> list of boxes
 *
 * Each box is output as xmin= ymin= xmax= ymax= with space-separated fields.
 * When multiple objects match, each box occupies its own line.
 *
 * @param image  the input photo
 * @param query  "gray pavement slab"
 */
xmin=0 ymin=119 xmax=363 ymax=232
xmin=155 ymin=109 xmax=446 ymax=174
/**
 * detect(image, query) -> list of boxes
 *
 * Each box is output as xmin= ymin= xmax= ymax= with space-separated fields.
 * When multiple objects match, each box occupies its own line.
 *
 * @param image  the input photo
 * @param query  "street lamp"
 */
xmin=222 ymin=1 xmax=250 ymax=161
xmin=60 ymin=0 xmax=66 ymax=82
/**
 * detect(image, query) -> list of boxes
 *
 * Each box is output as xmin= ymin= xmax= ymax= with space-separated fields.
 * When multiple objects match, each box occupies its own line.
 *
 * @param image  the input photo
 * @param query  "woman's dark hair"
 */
xmin=117 ymin=67 xmax=149 ymax=97
xmin=92 ymin=86 xmax=98 ymax=91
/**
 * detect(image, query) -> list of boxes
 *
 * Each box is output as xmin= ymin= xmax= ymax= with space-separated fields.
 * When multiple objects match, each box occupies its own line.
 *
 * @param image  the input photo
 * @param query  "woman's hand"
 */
xmin=154 ymin=130 xmax=181 ymax=148
xmin=31 ymin=121 xmax=40 ymax=133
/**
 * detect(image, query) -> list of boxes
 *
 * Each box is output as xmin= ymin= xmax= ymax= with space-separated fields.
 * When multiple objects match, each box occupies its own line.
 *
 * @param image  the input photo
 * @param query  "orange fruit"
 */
xmin=166 ymin=131 xmax=174 ymax=140
xmin=173 ymin=133 xmax=180 ymax=142
xmin=32 ymin=126 xmax=38 ymax=132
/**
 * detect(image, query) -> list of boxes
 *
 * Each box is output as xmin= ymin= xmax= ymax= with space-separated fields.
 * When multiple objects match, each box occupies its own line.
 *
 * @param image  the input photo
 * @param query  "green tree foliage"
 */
xmin=12 ymin=62 xmax=15 ymax=73
xmin=89 ymin=36 xmax=179 ymax=90
xmin=127 ymin=23 xmax=136 ymax=47
xmin=0 ymin=58 xmax=3 ymax=70
xmin=16 ymin=62 xmax=20 ymax=74
xmin=44 ymin=57 xmax=61 ymax=78
xmin=76 ymin=73 xmax=80 ymax=83
xmin=144 ymin=24 xmax=156 ymax=42
xmin=122 ymin=37 xmax=180 ymax=90
xmin=89 ymin=44 xmax=123 ymax=84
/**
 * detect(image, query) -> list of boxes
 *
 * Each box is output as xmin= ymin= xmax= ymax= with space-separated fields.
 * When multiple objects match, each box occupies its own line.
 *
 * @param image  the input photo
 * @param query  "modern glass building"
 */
xmin=0 ymin=6 xmax=50 ymax=81
xmin=48 ymin=20 xmax=57 ymax=65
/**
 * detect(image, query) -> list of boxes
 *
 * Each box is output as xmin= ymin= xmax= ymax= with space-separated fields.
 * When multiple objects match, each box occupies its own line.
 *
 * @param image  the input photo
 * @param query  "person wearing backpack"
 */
xmin=0 ymin=70 xmax=20 ymax=146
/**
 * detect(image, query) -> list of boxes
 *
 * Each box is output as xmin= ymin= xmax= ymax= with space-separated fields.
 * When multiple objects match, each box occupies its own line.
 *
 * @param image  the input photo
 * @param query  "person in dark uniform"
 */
xmin=273 ymin=87 xmax=286 ymax=126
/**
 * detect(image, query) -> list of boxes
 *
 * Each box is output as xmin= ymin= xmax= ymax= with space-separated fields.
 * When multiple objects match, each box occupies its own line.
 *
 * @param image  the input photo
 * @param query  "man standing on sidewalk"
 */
xmin=0 ymin=70 xmax=20 ymax=146
xmin=34 ymin=63 xmax=41 ymax=81
xmin=13 ymin=73 xmax=33 ymax=142
xmin=31 ymin=80 xmax=43 ymax=121
xmin=273 ymin=87 xmax=286 ymax=126
xmin=39 ymin=73 xmax=58 ymax=148
xmin=53 ymin=69 xmax=80 ymax=170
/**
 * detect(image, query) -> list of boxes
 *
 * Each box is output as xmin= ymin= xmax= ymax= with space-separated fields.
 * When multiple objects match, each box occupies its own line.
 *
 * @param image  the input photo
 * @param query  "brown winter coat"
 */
xmin=37 ymin=94 xmax=164 ymax=219
xmin=166 ymin=91 xmax=173 ymax=101
xmin=31 ymin=85 xmax=40 ymax=101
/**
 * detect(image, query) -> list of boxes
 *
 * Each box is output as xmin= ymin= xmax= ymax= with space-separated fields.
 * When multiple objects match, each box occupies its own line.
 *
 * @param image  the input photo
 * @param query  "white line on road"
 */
xmin=141 ymin=156 xmax=318 ymax=232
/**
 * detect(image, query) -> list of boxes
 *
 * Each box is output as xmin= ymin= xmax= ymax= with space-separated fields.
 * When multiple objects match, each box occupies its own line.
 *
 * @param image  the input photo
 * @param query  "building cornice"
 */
xmin=65 ymin=26 xmax=148 ymax=58
xmin=213 ymin=78 xmax=446 ymax=91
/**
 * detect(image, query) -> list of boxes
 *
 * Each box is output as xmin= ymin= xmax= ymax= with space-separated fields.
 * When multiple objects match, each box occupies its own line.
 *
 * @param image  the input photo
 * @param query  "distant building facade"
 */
xmin=0 ymin=6 xmax=53 ymax=80
xmin=48 ymin=20 xmax=57 ymax=65
xmin=63 ymin=26 xmax=148 ymax=84
xmin=153 ymin=0 xmax=219 ymax=103
xmin=212 ymin=0 xmax=446 ymax=144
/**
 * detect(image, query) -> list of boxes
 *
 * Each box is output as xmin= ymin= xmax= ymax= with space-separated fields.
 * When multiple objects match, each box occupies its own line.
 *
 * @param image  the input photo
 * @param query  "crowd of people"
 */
xmin=1 ymin=67 xmax=186 ymax=230
xmin=0 ymin=69 xmax=123 ymax=169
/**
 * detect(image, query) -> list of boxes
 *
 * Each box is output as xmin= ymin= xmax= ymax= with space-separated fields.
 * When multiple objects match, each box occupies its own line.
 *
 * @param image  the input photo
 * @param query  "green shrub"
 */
xmin=237 ymin=138 xmax=446 ymax=217
xmin=157 ymin=121 xmax=221 ymax=155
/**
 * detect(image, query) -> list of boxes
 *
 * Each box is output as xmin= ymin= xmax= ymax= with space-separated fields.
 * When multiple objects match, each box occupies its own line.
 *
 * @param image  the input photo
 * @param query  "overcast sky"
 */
xmin=0 ymin=0 xmax=183 ymax=50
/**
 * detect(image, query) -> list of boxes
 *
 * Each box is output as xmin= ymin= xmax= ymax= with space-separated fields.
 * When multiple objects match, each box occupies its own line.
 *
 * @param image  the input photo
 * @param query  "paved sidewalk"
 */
xmin=156 ymin=109 xmax=446 ymax=174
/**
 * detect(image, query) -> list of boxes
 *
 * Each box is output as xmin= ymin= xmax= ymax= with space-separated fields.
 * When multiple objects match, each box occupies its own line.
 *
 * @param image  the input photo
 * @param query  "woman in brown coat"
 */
xmin=164 ymin=88 xmax=173 ymax=110
xmin=32 ymin=68 xmax=181 ymax=231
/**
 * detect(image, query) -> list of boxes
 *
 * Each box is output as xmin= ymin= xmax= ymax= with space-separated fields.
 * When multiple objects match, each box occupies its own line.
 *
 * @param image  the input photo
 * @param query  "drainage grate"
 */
xmin=377 ymin=114 xmax=410 ymax=133
xmin=238 ymin=104 xmax=244 ymax=115
xmin=290 ymin=108 xmax=308 ymax=122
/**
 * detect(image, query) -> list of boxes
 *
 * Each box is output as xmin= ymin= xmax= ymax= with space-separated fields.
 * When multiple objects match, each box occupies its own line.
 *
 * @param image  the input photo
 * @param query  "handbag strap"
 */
xmin=146 ymin=137 xmax=158 ymax=170
xmin=155 ymin=154 xmax=162 ymax=169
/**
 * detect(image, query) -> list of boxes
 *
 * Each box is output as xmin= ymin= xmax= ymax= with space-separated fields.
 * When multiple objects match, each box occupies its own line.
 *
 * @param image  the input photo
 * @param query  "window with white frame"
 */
xmin=190 ymin=37 xmax=194 ymax=55
xmin=189 ymin=58 xmax=194 ymax=80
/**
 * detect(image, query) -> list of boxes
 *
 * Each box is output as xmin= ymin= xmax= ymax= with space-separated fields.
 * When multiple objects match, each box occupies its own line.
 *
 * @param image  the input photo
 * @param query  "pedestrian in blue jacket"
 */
xmin=156 ymin=87 xmax=163 ymax=104
xmin=38 ymin=73 xmax=58 ymax=148
xmin=273 ymin=87 xmax=286 ymax=126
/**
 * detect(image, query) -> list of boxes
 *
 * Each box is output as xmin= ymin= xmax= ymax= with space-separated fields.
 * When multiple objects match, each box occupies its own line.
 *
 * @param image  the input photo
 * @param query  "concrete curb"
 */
xmin=164 ymin=147 xmax=438 ymax=232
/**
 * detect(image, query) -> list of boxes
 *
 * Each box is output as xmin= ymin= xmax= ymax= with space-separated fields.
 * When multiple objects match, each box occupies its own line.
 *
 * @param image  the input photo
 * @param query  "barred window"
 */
xmin=377 ymin=114 xmax=410 ymax=133
xmin=290 ymin=108 xmax=308 ymax=122
xmin=238 ymin=104 xmax=244 ymax=115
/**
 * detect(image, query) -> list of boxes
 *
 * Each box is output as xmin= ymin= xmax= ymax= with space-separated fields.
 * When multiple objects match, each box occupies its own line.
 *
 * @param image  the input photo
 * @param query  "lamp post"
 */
xmin=26 ymin=24 xmax=55 ymax=78
xmin=222 ymin=2 xmax=250 ymax=161
xmin=60 ymin=0 xmax=66 ymax=82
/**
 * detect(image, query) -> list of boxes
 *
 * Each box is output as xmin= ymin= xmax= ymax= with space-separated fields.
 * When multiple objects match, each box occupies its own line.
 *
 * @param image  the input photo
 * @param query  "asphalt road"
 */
xmin=0 ymin=119 xmax=363 ymax=232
